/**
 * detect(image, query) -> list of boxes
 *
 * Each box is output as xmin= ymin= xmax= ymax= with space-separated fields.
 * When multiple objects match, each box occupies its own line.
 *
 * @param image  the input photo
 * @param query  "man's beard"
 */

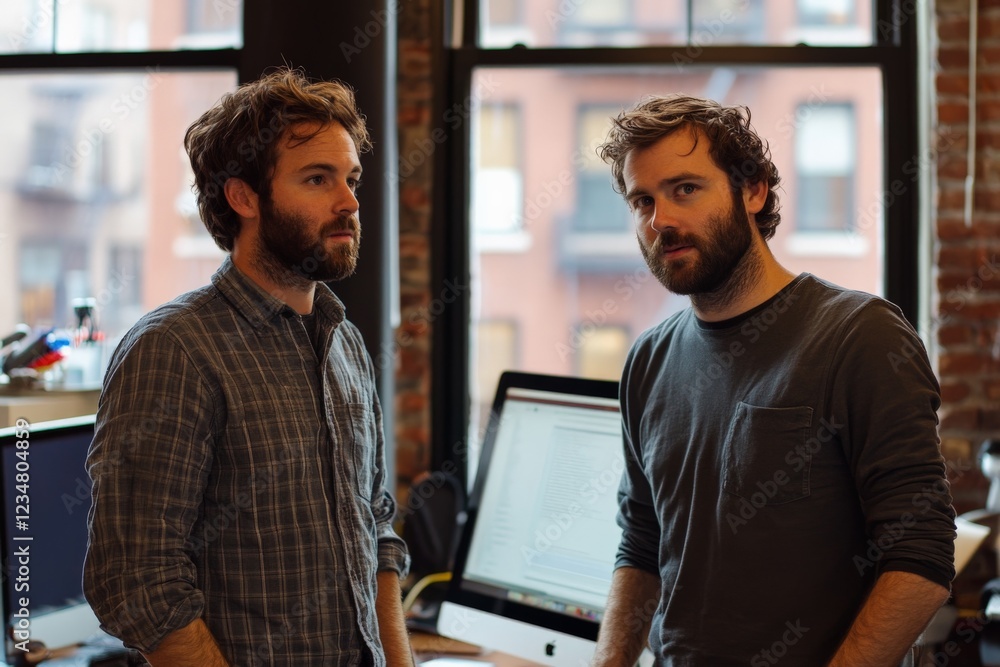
xmin=253 ymin=196 xmax=361 ymax=288
xmin=638 ymin=191 xmax=763 ymax=312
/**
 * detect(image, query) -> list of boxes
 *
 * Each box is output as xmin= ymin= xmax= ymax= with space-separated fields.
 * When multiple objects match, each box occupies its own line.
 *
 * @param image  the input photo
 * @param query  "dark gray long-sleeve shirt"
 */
xmin=617 ymin=273 xmax=955 ymax=665
xmin=84 ymin=256 xmax=409 ymax=666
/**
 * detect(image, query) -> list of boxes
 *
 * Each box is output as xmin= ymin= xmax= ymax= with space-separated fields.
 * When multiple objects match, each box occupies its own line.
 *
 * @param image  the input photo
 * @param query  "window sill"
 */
xmin=785 ymin=231 xmax=870 ymax=257
xmin=473 ymin=230 xmax=532 ymax=254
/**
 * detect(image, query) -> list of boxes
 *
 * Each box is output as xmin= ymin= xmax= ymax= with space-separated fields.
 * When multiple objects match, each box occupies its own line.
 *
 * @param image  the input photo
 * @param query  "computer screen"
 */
xmin=438 ymin=372 xmax=653 ymax=666
xmin=0 ymin=414 xmax=121 ymax=661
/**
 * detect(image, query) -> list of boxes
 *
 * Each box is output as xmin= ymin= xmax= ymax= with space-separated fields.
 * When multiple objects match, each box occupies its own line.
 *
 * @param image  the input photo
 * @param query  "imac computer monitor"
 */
xmin=0 ymin=414 xmax=123 ymax=662
xmin=437 ymin=371 xmax=654 ymax=666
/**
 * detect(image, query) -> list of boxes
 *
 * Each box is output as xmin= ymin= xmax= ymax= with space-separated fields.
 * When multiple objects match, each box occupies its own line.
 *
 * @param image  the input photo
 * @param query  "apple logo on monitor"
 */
xmin=545 ymin=640 xmax=556 ymax=657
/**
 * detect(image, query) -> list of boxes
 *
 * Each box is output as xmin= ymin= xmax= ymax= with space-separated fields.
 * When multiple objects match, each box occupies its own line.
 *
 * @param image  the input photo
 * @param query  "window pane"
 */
xmin=0 ymin=70 xmax=237 ymax=387
xmin=468 ymin=65 xmax=883 ymax=450
xmin=0 ymin=0 xmax=243 ymax=54
xmin=479 ymin=0 xmax=872 ymax=47
xmin=472 ymin=103 xmax=523 ymax=235
xmin=795 ymin=103 xmax=856 ymax=232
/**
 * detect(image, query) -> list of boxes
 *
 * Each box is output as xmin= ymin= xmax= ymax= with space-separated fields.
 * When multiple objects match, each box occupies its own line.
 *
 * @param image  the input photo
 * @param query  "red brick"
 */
xmin=980 ymin=45 xmax=1000 ymax=68
xmin=935 ymin=219 xmax=968 ymax=241
xmin=974 ymin=189 xmax=1000 ymax=210
xmin=939 ymin=46 xmax=971 ymax=69
xmin=938 ymin=102 xmax=969 ymax=124
xmin=397 ymin=391 xmax=428 ymax=413
xmin=942 ymin=381 xmax=973 ymax=402
xmin=938 ymin=15 xmax=970 ymax=42
xmin=400 ymin=184 xmax=430 ymax=209
xmin=986 ymin=380 xmax=1000 ymax=400
xmin=939 ymin=352 xmax=992 ymax=375
xmin=397 ymin=104 xmax=430 ymax=126
xmin=979 ymin=101 xmax=1000 ymax=122
xmin=976 ymin=130 xmax=1000 ymax=150
xmin=399 ymin=347 xmax=428 ymax=375
xmin=937 ymin=73 xmax=970 ymax=95
xmin=937 ymin=245 xmax=990 ymax=269
xmin=978 ymin=73 xmax=1000 ymax=93
xmin=937 ymin=323 xmax=975 ymax=345
xmin=935 ymin=128 xmax=967 ymax=152
xmin=939 ymin=406 xmax=981 ymax=430
xmin=935 ymin=0 xmax=970 ymax=12
xmin=937 ymin=156 xmax=968 ymax=180
xmin=938 ymin=188 xmax=967 ymax=210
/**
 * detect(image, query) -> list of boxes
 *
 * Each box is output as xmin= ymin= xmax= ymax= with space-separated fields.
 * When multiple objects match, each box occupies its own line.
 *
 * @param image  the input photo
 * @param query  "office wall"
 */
xmin=935 ymin=0 xmax=1000 ymax=513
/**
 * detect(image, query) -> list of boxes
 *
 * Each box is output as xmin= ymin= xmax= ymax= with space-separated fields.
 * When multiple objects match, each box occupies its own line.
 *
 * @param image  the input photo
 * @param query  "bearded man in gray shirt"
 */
xmin=591 ymin=95 xmax=956 ymax=666
xmin=84 ymin=68 xmax=412 ymax=667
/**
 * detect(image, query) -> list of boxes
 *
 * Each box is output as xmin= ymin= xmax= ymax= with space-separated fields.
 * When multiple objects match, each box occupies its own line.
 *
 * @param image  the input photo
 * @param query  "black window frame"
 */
xmin=430 ymin=0 xmax=921 ymax=484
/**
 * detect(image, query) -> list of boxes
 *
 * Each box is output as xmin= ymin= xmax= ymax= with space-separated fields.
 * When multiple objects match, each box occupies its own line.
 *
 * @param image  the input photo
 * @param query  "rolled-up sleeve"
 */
xmin=84 ymin=327 xmax=217 ymax=652
xmin=833 ymin=301 xmax=956 ymax=590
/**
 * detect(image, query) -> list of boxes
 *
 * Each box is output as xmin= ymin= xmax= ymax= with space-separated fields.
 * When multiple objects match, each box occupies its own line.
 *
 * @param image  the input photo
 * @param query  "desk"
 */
xmin=0 ymin=387 xmax=99 ymax=426
xmin=411 ymin=631 xmax=546 ymax=666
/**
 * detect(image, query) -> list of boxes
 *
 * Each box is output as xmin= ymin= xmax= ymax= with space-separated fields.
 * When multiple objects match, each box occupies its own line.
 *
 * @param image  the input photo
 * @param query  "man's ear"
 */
xmin=743 ymin=179 xmax=768 ymax=216
xmin=223 ymin=178 xmax=260 ymax=220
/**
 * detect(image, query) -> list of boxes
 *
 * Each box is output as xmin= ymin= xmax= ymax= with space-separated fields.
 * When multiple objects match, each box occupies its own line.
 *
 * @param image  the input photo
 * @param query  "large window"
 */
xmin=434 ymin=0 xmax=921 ymax=480
xmin=0 ymin=4 xmax=240 ymax=390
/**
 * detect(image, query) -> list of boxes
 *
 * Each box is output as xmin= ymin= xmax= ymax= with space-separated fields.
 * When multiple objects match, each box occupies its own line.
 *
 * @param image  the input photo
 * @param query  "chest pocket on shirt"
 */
xmin=344 ymin=402 xmax=376 ymax=500
xmin=722 ymin=402 xmax=813 ymax=505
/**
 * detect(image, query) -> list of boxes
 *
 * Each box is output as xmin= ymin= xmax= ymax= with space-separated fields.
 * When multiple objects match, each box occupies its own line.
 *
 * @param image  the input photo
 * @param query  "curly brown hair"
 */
xmin=599 ymin=95 xmax=782 ymax=241
xmin=184 ymin=67 xmax=371 ymax=252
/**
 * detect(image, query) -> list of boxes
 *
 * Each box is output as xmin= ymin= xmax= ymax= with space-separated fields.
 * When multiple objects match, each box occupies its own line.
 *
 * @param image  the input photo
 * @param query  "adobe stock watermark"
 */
xmin=339 ymin=2 xmax=402 ymax=63
xmin=940 ymin=253 xmax=1000 ymax=317
xmin=725 ymin=416 xmax=843 ymax=534
xmin=514 ymin=136 xmax=610 ymax=231
xmin=673 ymin=0 xmax=753 ymax=72
xmin=855 ymin=128 xmax=960 ymax=236
xmin=853 ymin=471 xmax=957 ymax=576
xmin=87 ymin=396 xmax=182 ymax=476
xmin=684 ymin=287 xmax=801 ymax=402
xmin=212 ymin=0 xmax=241 ymax=21
xmin=556 ymin=266 xmax=653 ymax=361
xmin=47 ymin=67 xmax=166 ymax=187
xmin=6 ymin=0 xmax=73 ymax=50
xmin=750 ymin=619 xmax=810 ymax=666
xmin=519 ymin=456 xmax=625 ymax=565
xmin=387 ymin=74 xmax=502 ymax=187
xmin=774 ymin=84 xmax=832 ymax=138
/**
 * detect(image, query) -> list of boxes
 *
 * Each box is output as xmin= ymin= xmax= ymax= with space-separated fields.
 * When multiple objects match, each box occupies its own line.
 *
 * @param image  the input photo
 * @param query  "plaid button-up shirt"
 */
xmin=84 ymin=256 xmax=409 ymax=666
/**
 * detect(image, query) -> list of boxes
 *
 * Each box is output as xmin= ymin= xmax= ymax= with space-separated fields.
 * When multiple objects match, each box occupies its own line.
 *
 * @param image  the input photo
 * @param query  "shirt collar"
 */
xmin=211 ymin=255 xmax=346 ymax=330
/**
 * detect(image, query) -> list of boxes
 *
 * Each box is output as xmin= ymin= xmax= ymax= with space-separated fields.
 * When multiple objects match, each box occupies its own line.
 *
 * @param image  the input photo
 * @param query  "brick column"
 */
xmin=934 ymin=0 xmax=1000 ymax=512
xmin=394 ymin=0 xmax=435 ymax=494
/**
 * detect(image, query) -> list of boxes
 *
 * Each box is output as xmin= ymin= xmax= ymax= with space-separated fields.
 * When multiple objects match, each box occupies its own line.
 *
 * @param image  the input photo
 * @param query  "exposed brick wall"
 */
xmin=394 ymin=0 xmax=435 ymax=495
xmin=935 ymin=0 xmax=1000 ymax=513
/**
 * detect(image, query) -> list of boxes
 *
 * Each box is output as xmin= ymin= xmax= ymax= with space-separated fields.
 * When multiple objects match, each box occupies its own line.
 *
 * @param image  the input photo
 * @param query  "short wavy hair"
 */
xmin=599 ymin=95 xmax=782 ymax=241
xmin=184 ymin=67 xmax=371 ymax=252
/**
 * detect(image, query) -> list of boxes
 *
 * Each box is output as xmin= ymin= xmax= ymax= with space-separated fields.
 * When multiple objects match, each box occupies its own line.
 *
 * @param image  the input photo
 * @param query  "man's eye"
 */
xmin=631 ymin=195 xmax=653 ymax=209
xmin=678 ymin=184 xmax=698 ymax=196
xmin=307 ymin=175 xmax=325 ymax=185
xmin=349 ymin=178 xmax=363 ymax=191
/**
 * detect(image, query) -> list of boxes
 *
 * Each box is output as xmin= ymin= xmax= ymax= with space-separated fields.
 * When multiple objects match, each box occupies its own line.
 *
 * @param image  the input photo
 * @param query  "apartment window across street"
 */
xmin=0 ymin=2 xmax=242 ymax=390
xmin=794 ymin=102 xmax=856 ymax=233
xmin=433 ymin=0 xmax=920 ymax=482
